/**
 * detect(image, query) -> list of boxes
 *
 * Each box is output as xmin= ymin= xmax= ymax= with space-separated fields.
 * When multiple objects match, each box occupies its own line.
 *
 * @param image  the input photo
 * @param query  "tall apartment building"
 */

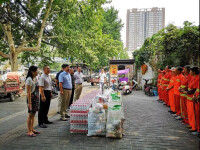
xmin=126 ymin=7 xmax=165 ymax=55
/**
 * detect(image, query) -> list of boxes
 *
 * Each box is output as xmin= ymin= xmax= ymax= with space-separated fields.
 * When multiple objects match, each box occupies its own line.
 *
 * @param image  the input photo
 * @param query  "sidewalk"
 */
xmin=0 ymin=90 xmax=199 ymax=150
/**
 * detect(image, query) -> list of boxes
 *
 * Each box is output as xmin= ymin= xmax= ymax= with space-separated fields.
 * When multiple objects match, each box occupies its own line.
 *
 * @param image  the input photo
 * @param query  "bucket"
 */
xmin=153 ymin=90 xmax=158 ymax=96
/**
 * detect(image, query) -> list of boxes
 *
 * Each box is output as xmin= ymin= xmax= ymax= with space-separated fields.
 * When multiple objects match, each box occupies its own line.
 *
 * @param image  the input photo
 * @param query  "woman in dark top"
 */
xmin=26 ymin=66 xmax=39 ymax=137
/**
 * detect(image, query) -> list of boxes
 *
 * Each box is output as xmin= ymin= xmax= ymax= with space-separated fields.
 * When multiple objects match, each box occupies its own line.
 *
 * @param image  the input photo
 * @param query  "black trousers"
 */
xmin=38 ymin=90 xmax=51 ymax=125
xmin=69 ymin=88 xmax=75 ymax=108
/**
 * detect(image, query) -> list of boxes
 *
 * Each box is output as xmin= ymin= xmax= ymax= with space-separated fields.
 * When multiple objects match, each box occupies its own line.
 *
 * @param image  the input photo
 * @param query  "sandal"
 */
xmin=32 ymin=130 xmax=40 ymax=134
xmin=27 ymin=132 xmax=36 ymax=137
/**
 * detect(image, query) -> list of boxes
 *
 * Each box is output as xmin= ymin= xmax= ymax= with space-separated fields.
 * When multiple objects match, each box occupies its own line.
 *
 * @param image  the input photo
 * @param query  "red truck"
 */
xmin=0 ymin=81 xmax=20 ymax=101
xmin=0 ymin=72 xmax=22 ymax=101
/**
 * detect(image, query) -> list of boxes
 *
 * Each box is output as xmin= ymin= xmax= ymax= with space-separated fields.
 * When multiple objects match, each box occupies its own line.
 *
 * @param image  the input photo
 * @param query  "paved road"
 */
xmin=0 ymin=84 xmax=199 ymax=150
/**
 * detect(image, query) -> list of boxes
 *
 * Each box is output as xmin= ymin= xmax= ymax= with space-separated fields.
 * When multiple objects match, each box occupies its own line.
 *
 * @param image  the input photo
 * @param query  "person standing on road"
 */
xmin=74 ymin=66 xmax=83 ymax=102
xmin=38 ymin=66 xmax=53 ymax=128
xmin=182 ymin=67 xmax=199 ymax=133
xmin=99 ymin=69 xmax=106 ymax=94
xmin=69 ymin=68 xmax=75 ymax=107
xmin=173 ymin=67 xmax=184 ymax=120
xmin=26 ymin=66 xmax=40 ymax=137
xmin=162 ymin=66 xmax=172 ymax=106
xmin=178 ymin=65 xmax=192 ymax=124
xmin=55 ymin=65 xmax=64 ymax=113
xmin=160 ymin=70 xmax=166 ymax=103
xmin=157 ymin=69 xmax=162 ymax=102
xmin=192 ymin=72 xmax=200 ymax=136
xmin=59 ymin=64 xmax=72 ymax=121
xmin=166 ymin=68 xmax=176 ymax=113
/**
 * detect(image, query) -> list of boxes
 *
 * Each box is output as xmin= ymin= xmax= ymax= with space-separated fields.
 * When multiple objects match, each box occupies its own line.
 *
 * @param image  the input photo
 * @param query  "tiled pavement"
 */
xmin=0 ymin=89 xmax=199 ymax=150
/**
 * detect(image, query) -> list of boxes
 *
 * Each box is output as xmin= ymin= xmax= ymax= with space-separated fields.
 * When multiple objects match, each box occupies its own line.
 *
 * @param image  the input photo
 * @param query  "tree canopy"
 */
xmin=133 ymin=21 xmax=200 ymax=71
xmin=0 ymin=0 xmax=127 ymax=71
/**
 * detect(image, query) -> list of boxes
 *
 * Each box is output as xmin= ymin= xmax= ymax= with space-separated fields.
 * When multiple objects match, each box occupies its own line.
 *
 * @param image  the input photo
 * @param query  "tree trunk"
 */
xmin=10 ymin=51 xmax=18 ymax=71
xmin=0 ymin=0 xmax=54 ymax=71
xmin=89 ymin=68 xmax=92 ymax=77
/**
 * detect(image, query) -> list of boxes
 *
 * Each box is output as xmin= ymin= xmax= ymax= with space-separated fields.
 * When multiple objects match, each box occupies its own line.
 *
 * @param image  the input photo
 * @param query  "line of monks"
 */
xmin=157 ymin=66 xmax=200 ymax=136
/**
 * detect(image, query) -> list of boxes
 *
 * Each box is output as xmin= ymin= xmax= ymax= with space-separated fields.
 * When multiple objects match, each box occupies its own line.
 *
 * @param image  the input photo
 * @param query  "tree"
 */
xmin=0 ymin=0 xmax=126 ymax=71
xmin=133 ymin=21 xmax=200 ymax=71
xmin=0 ymin=0 xmax=53 ymax=71
xmin=118 ymin=48 xmax=129 ymax=59
xmin=102 ymin=7 xmax=123 ymax=41
xmin=20 ymin=44 xmax=56 ymax=68
xmin=51 ymin=2 xmax=125 ymax=69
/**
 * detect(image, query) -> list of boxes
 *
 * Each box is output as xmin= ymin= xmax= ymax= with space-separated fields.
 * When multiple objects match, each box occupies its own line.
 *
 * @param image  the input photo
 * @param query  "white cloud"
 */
xmin=104 ymin=0 xmax=199 ymax=46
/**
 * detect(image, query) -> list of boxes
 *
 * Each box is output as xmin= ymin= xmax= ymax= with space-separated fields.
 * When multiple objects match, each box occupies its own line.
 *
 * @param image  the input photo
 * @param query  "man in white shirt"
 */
xmin=99 ymin=69 xmax=106 ymax=94
xmin=38 ymin=66 xmax=53 ymax=128
xmin=73 ymin=66 xmax=83 ymax=102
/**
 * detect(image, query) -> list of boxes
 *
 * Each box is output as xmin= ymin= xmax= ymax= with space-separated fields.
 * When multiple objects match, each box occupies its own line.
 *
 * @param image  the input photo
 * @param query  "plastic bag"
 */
xmin=87 ymin=107 xmax=106 ymax=136
xmin=92 ymin=103 xmax=103 ymax=114
xmin=96 ymin=94 xmax=109 ymax=103
xmin=106 ymin=105 xmax=123 ymax=139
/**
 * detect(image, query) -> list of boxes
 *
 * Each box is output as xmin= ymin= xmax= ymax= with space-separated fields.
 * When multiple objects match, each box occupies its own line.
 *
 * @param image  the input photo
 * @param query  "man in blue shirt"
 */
xmin=59 ymin=64 xmax=72 ymax=121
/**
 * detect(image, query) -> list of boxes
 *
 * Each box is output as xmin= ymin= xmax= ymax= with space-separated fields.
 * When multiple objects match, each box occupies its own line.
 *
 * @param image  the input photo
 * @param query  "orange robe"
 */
xmin=187 ymin=75 xmax=199 ymax=130
xmin=162 ymin=71 xmax=172 ymax=106
xmin=167 ymin=76 xmax=176 ymax=112
xmin=174 ymin=74 xmax=184 ymax=116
